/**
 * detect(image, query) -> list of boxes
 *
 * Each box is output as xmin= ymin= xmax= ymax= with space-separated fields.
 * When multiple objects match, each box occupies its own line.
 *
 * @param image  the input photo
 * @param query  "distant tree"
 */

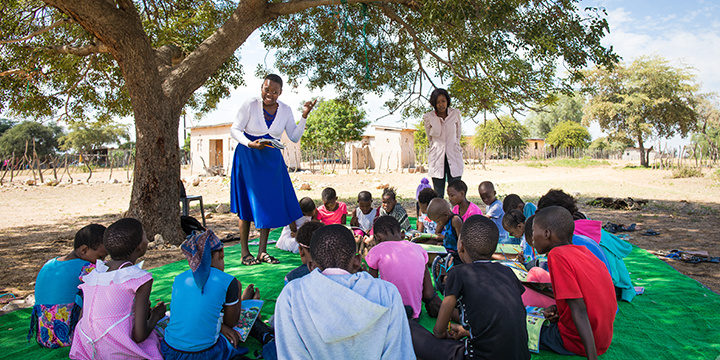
xmin=0 ymin=119 xmax=16 ymax=137
xmin=0 ymin=121 xmax=64 ymax=158
xmin=524 ymin=93 xmax=584 ymax=138
xmin=413 ymin=119 xmax=428 ymax=153
xmin=583 ymin=56 xmax=699 ymax=166
xmin=692 ymin=93 xmax=720 ymax=161
xmin=301 ymin=99 xmax=369 ymax=151
xmin=473 ymin=116 xmax=529 ymax=156
xmin=182 ymin=136 xmax=191 ymax=153
xmin=590 ymin=136 xmax=634 ymax=152
xmin=118 ymin=141 xmax=136 ymax=150
xmin=60 ymin=121 xmax=130 ymax=154
xmin=545 ymin=121 xmax=591 ymax=151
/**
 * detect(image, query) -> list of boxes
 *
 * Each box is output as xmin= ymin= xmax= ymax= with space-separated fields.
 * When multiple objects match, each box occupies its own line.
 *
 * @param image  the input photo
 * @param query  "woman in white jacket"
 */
xmin=423 ymin=88 xmax=464 ymax=198
xmin=230 ymin=74 xmax=315 ymax=266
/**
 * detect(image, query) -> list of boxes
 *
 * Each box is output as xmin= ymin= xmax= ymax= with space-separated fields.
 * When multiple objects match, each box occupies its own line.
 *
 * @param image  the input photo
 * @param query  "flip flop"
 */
xmin=641 ymin=229 xmax=660 ymax=236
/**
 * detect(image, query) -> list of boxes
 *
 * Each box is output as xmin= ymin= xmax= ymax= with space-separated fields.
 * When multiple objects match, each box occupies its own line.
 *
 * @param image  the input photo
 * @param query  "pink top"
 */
xmin=365 ymin=241 xmax=428 ymax=318
xmin=452 ymin=202 xmax=483 ymax=222
xmin=317 ymin=202 xmax=348 ymax=225
xmin=574 ymin=219 xmax=602 ymax=244
xmin=70 ymin=261 xmax=162 ymax=360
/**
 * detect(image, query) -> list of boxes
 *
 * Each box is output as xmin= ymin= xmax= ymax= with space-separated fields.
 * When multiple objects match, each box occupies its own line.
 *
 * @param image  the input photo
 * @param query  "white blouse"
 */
xmin=230 ymin=97 xmax=306 ymax=147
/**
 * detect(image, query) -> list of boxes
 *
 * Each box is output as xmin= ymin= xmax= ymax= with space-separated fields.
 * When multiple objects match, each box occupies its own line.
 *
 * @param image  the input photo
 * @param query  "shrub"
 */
xmin=671 ymin=166 xmax=703 ymax=179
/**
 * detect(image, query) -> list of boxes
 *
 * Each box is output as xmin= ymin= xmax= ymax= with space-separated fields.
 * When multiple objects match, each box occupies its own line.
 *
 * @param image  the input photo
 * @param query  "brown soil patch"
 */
xmin=1 ymin=162 xmax=719 ymax=300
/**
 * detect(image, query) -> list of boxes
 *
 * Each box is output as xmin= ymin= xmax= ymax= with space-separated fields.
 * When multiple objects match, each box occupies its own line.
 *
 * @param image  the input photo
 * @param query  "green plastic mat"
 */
xmin=3 ymin=226 xmax=720 ymax=359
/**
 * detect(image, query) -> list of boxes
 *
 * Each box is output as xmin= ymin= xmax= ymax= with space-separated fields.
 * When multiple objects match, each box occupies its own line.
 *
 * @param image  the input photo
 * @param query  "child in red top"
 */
xmin=532 ymin=206 xmax=616 ymax=359
xmin=316 ymin=187 xmax=348 ymax=225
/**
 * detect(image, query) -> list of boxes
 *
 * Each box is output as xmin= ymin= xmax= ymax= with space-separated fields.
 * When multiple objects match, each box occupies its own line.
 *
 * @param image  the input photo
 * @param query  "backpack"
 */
xmin=180 ymin=215 xmax=205 ymax=236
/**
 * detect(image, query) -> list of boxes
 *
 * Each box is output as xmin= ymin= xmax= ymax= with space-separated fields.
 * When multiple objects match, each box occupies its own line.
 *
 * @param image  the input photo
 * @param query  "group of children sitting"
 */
xmin=30 ymin=180 xmax=629 ymax=360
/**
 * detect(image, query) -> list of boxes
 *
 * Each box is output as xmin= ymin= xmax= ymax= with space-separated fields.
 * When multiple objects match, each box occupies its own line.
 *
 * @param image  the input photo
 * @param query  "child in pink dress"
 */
xmin=316 ymin=187 xmax=347 ymax=225
xmin=70 ymin=218 xmax=166 ymax=360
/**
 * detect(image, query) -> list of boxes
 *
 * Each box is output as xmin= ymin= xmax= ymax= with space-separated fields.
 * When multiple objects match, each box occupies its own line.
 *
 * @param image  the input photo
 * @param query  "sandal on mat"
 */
xmin=242 ymin=254 xmax=261 ymax=266
xmin=258 ymin=252 xmax=280 ymax=264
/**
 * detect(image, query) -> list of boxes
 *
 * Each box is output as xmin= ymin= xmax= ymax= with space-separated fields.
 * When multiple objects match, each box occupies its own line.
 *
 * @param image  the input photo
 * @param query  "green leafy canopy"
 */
xmin=59 ymin=121 xmax=130 ymax=153
xmin=301 ymin=98 xmax=369 ymax=150
xmin=524 ymin=93 xmax=584 ymax=138
xmin=545 ymin=121 xmax=591 ymax=149
xmin=473 ymin=115 xmax=529 ymax=150
xmin=0 ymin=121 xmax=64 ymax=158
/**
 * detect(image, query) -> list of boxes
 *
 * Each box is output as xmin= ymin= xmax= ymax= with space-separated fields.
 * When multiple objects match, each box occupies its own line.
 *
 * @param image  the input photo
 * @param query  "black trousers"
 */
xmin=409 ymin=320 xmax=466 ymax=360
xmin=432 ymin=155 xmax=461 ymax=199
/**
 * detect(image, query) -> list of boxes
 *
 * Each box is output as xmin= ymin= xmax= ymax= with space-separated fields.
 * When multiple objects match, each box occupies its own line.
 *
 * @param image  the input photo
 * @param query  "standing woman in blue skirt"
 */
xmin=230 ymin=74 xmax=316 ymax=265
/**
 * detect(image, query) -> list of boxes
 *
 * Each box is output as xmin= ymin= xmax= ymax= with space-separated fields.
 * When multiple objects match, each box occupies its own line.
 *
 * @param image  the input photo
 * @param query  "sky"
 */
xmin=179 ymin=0 xmax=720 ymax=148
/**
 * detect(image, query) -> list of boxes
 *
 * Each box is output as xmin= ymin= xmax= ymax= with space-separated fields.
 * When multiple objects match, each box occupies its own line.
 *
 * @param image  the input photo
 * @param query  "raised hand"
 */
xmin=302 ymin=99 xmax=318 ymax=118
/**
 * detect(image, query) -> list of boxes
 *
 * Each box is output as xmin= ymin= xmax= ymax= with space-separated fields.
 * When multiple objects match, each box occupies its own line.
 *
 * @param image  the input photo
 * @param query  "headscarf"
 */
xmin=416 ymin=178 xmax=432 ymax=200
xmin=181 ymin=229 xmax=223 ymax=292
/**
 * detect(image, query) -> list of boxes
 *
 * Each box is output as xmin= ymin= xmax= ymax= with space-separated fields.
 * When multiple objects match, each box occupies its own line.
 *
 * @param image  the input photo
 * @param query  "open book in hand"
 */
xmin=258 ymin=138 xmax=285 ymax=150
xmin=526 ymin=306 xmax=548 ymax=353
xmin=234 ymin=299 xmax=264 ymax=342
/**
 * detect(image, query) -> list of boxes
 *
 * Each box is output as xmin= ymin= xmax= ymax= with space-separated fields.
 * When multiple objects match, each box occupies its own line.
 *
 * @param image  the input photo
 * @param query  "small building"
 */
xmin=526 ymin=138 xmax=545 ymax=158
xmin=348 ymin=125 xmax=416 ymax=172
xmin=189 ymin=120 xmax=302 ymax=175
xmin=622 ymin=147 xmax=660 ymax=162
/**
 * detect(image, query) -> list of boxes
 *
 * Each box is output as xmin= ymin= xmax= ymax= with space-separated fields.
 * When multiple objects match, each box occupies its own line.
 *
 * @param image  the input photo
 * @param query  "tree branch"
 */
xmin=268 ymin=0 xmax=410 ymax=17
xmin=46 ymin=43 xmax=110 ymax=56
xmin=0 ymin=69 xmax=28 ymax=77
xmin=378 ymin=4 xmax=470 ymax=82
xmin=0 ymin=18 xmax=74 ymax=45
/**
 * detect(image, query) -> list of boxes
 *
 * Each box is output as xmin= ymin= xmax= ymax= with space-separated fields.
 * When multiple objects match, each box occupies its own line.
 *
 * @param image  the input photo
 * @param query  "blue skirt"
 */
xmin=230 ymin=143 xmax=302 ymax=229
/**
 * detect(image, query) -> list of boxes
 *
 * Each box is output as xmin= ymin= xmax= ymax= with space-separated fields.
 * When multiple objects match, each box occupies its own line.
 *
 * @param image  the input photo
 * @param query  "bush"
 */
xmin=671 ymin=166 xmax=703 ymax=179
xmin=712 ymin=169 xmax=720 ymax=182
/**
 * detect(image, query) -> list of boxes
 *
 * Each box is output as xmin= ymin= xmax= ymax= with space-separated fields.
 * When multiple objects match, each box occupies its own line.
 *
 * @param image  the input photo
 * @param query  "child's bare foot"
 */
xmin=241 ymin=284 xmax=259 ymax=301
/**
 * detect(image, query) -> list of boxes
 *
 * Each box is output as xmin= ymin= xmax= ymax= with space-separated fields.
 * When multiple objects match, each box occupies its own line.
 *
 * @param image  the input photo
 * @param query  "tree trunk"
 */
xmin=638 ymin=135 xmax=647 ymax=167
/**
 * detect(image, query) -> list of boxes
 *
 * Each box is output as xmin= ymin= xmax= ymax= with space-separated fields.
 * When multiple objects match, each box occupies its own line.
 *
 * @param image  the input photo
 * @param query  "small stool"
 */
xmin=180 ymin=195 xmax=206 ymax=227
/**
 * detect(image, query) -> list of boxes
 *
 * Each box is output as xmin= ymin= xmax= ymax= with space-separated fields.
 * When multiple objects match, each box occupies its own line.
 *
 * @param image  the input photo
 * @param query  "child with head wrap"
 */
xmin=161 ymin=229 xmax=267 ymax=359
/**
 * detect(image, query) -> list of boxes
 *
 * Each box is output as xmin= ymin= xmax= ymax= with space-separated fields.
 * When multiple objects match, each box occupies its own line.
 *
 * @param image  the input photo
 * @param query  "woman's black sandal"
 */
xmin=242 ymin=254 xmax=261 ymax=266
xmin=258 ymin=252 xmax=280 ymax=264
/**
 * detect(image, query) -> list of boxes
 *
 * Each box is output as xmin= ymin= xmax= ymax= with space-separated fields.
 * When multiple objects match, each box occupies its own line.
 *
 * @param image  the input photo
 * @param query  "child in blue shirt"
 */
xmin=503 ymin=193 xmax=537 ymax=219
xmin=478 ymin=181 xmax=511 ymax=243
xmin=162 ymin=230 xmax=264 ymax=359
xmin=29 ymin=224 xmax=108 ymax=348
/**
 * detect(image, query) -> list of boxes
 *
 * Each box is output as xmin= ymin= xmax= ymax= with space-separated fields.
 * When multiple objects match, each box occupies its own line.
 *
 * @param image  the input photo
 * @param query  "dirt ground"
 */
xmin=1 ymin=160 xmax=719 ymax=301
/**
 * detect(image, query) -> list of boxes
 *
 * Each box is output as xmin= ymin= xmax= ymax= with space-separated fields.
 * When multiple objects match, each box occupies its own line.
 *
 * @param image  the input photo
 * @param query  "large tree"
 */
xmin=582 ymin=56 xmax=698 ymax=167
xmin=0 ymin=121 xmax=64 ymax=158
xmin=60 ymin=121 xmax=130 ymax=154
xmin=524 ymin=93 xmax=584 ymax=138
xmin=1 ymin=0 xmax=617 ymax=243
xmin=301 ymin=98 xmax=368 ymax=150
xmin=473 ymin=116 xmax=529 ymax=157
xmin=545 ymin=121 xmax=590 ymax=150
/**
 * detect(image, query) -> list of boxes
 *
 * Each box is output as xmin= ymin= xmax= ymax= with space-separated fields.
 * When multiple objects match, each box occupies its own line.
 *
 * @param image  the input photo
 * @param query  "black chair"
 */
xmin=179 ymin=181 xmax=206 ymax=227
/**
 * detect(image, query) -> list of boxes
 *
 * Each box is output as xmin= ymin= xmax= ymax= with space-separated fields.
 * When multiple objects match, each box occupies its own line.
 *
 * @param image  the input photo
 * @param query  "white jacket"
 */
xmin=423 ymin=108 xmax=464 ymax=179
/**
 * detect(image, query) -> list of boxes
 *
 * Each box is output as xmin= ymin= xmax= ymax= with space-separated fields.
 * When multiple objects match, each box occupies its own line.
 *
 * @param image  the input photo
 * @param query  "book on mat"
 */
xmin=526 ymin=306 xmax=548 ymax=353
xmin=495 ymin=243 xmax=523 ymax=255
xmin=417 ymin=243 xmax=448 ymax=254
xmin=234 ymin=299 xmax=264 ymax=342
xmin=258 ymin=138 xmax=285 ymax=150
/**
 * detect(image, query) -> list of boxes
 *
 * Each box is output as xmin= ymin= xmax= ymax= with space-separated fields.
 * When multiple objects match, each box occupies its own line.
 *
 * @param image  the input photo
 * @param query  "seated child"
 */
xmin=30 ymin=224 xmax=108 ymax=348
xmin=379 ymin=187 xmax=411 ymax=232
xmin=274 ymin=224 xmax=414 ymax=359
xmin=350 ymin=190 xmax=378 ymax=235
xmin=416 ymin=188 xmax=439 ymax=234
xmin=532 ymin=207 xmax=616 ymax=358
xmin=502 ymin=209 xmax=536 ymax=262
xmin=425 ymin=198 xmax=463 ymax=252
xmin=316 ymin=187 xmax=348 ymax=225
xmin=162 ymin=229 xmax=260 ymax=359
xmin=284 ymin=220 xmax=325 ymax=285
xmin=277 ymin=197 xmax=317 ymax=253
xmin=503 ymin=193 xmax=537 ymax=219
xmin=365 ymin=216 xmax=439 ymax=319
xmin=478 ymin=181 xmax=510 ymax=242
xmin=70 ymin=218 xmax=166 ymax=360
xmin=447 ymin=180 xmax=483 ymax=221
xmin=408 ymin=215 xmax=530 ymax=360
